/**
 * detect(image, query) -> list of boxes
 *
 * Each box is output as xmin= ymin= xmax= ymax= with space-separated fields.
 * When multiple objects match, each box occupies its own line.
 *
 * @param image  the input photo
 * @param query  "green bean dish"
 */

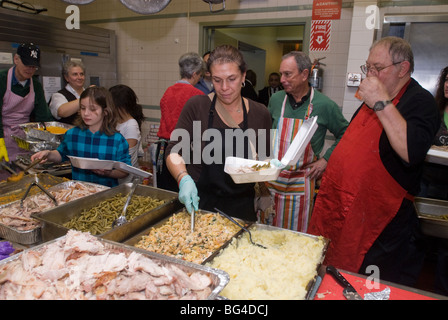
xmin=63 ymin=194 xmax=165 ymax=235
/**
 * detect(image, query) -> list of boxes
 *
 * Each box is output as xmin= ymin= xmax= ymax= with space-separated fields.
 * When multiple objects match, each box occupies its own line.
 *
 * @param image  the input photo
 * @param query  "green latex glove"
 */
xmin=270 ymin=158 xmax=286 ymax=169
xmin=178 ymin=175 xmax=199 ymax=214
xmin=0 ymin=138 xmax=9 ymax=162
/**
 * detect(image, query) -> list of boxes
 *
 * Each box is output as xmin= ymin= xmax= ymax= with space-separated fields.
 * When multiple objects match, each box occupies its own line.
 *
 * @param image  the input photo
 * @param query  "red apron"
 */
xmin=308 ymin=81 xmax=411 ymax=272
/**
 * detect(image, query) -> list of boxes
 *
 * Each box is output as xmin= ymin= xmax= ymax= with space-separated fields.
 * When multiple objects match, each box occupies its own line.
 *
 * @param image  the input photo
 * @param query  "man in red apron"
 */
xmin=308 ymin=37 xmax=439 ymax=286
xmin=267 ymin=51 xmax=348 ymax=232
xmin=0 ymin=43 xmax=53 ymax=179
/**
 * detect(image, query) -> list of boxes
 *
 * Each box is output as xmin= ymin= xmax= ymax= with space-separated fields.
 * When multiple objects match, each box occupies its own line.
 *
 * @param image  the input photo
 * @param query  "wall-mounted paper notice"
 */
xmin=43 ymin=76 xmax=61 ymax=102
xmin=0 ymin=52 xmax=13 ymax=65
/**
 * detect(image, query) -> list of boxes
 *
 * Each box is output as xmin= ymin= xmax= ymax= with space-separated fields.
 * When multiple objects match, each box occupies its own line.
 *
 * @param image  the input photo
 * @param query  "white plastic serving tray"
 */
xmin=225 ymin=116 xmax=318 ymax=184
xmin=68 ymin=156 xmax=152 ymax=178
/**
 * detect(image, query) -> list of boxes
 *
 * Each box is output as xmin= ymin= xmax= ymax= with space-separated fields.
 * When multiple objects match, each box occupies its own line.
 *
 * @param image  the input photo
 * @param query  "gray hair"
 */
xmin=179 ymin=52 xmax=205 ymax=79
xmin=62 ymin=60 xmax=85 ymax=78
xmin=370 ymin=36 xmax=414 ymax=74
xmin=282 ymin=51 xmax=312 ymax=73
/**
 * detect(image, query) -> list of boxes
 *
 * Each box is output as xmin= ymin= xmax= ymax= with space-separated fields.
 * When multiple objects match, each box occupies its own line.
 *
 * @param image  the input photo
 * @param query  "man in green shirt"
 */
xmin=266 ymin=51 xmax=348 ymax=232
xmin=0 ymin=43 xmax=53 ymax=170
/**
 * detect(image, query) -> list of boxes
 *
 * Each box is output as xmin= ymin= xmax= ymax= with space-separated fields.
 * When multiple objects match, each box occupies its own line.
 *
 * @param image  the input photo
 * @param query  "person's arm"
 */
xmin=31 ymin=149 xmax=62 ymax=163
xmin=359 ymin=76 xmax=409 ymax=162
xmin=50 ymin=93 xmax=80 ymax=119
xmin=166 ymin=152 xmax=199 ymax=213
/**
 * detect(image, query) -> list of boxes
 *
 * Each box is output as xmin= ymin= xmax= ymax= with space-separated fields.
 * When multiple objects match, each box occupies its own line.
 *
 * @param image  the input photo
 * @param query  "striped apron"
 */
xmin=267 ymin=89 xmax=316 ymax=232
xmin=2 ymin=67 xmax=35 ymax=161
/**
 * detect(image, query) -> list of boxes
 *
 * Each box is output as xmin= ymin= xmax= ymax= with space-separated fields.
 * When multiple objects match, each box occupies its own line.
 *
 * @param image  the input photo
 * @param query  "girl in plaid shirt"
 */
xmin=32 ymin=86 xmax=131 ymax=187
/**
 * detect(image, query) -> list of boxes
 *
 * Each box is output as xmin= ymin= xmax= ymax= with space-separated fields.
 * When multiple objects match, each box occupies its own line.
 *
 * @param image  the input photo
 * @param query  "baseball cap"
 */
xmin=17 ymin=43 xmax=40 ymax=67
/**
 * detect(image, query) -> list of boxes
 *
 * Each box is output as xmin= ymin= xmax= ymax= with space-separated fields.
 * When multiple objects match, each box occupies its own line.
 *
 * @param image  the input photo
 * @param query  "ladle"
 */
xmin=214 ymin=208 xmax=267 ymax=249
xmin=112 ymin=179 xmax=138 ymax=228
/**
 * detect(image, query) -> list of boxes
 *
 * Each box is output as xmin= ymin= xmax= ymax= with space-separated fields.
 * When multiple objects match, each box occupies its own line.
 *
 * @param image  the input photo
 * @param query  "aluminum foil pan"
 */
xmin=124 ymin=208 xmax=248 ymax=264
xmin=32 ymin=183 xmax=181 ymax=243
xmin=0 ymin=181 xmax=109 ymax=245
xmin=12 ymin=135 xmax=59 ymax=152
xmin=19 ymin=122 xmax=72 ymax=144
xmin=0 ymin=233 xmax=229 ymax=300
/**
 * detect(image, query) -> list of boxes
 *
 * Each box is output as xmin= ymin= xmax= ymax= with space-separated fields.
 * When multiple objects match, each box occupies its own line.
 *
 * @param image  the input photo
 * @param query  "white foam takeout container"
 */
xmin=68 ymin=156 xmax=152 ymax=178
xmin=225 ymin=116 xmax=318 ymax=184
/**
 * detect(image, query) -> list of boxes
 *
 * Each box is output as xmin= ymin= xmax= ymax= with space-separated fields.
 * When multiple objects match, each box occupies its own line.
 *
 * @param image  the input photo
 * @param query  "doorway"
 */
xmin=200 ymin=20 xmax=309 ymax=91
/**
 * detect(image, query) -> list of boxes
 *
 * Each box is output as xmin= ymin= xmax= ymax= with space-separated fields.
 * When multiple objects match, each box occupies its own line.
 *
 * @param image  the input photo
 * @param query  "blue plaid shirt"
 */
xmin=57 ymin=127 xmax=131 ymax=187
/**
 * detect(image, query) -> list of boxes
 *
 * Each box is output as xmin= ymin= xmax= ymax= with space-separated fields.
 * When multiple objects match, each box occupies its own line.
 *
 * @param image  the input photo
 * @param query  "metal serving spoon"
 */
xmin=214 ymin=207 xmax=267 ymax=249
xmin=112 ymin=179 xmax=138 ymax=228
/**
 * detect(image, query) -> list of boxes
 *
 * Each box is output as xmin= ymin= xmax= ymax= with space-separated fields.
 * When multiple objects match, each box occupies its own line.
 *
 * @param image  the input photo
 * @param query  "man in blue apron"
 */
xmin=0 ymin=43 xmax=53 ymax=179
xmin=267 ymin=51 xmax=348 ymax=232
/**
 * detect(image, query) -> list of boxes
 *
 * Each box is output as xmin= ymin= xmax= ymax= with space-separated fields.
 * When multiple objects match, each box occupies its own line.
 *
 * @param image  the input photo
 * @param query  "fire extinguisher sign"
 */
xmin=310 ymin=20 xmax=331 ymax=52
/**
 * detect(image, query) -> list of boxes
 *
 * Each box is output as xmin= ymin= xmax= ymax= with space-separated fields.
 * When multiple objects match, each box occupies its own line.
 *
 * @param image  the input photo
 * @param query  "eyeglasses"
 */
xmin=24 ymin=65 xmax=39 ymax=71
xmin=360 ymin=61 xmax=403 ymax=75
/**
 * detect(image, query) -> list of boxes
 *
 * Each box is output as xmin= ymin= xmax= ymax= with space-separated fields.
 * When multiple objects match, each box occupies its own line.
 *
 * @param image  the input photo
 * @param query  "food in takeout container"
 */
xmin=0 ymin=230 xmax=229 ymax=300
xmin=224 ymin=116 xmax=318 ymax=184
xmin=126 ymin=209 xmax=245 ymax=264
xmin=206 ymin=224 xmax=328 ymax=300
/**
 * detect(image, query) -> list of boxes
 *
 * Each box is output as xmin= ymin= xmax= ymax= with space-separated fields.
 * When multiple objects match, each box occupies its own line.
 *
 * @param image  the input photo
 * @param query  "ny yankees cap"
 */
xmin=17 ymin=43 xmax=40 ymax=67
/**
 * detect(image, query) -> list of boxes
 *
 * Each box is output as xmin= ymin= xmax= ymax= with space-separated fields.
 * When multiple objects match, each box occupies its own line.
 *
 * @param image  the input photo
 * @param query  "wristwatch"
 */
xmin=373 ymin=100 xmax=392 ymax=112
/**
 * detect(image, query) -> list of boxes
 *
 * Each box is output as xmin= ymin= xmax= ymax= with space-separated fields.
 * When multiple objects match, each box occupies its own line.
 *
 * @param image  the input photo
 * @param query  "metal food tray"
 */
xmin=0 ymin=181 xmax=109 ymax=245
xmin=19 ymin=121 xmax=73 ymax=143
xmin=124 ymin=209 xmax=249 ymax=264
xmin=12 ymin=135 xmax=59 ymax=152
xmin=0 ymin=173 xmax=68 ymax=205
xmin=0 ymin=234 xmax=229 ymax=300
xmin=204 ymin=223 xmax=329 ymax=300
xmin=415 ymin=197 xmax=448 ymax=239
xmin=32 ymin=183 xmax=182 ymax=243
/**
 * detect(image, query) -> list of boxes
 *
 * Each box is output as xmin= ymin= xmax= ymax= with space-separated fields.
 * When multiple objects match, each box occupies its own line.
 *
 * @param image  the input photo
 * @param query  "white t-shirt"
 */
xmin=117 ymin=118 xmax=141 ymax=167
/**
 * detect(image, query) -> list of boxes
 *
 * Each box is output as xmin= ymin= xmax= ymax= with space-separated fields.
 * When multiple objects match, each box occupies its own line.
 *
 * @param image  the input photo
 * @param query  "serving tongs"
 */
xmin=20 ymin=176 xmax=57 ymax=208
xmin=112 ymin=178 xmax=138 ymax=228
xmin=214 ymin=207 xmax=267 ymax=249
xmin=1 ymin=161 xmax=16 ymax=175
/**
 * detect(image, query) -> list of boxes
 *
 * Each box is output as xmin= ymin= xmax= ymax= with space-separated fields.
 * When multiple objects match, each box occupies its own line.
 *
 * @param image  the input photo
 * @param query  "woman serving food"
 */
xmin=165 ymin=45 xmax=272 ymax=221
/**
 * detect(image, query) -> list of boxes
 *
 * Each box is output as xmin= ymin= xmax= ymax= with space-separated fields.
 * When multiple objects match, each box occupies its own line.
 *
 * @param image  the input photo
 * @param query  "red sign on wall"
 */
xmin=310 ymin=20 xmax=331 ymax=52
xmin=312 ymin=0 xmax=342 ymax=20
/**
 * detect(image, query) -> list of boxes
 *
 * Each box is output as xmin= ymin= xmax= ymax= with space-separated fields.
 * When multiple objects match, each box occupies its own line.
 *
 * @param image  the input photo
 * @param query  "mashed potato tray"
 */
xmin=0 ymin=233 xmax=229 ymax=300
xmin=32 ymin=183 xmax=182 ymax=243
xmin=204 ymin=223 xmax=329 ymax=300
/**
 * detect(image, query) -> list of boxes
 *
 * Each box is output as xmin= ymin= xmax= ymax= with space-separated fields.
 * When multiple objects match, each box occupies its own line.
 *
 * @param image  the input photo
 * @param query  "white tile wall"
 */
xmin=20 ymin=0 xmax=448 ymax=136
